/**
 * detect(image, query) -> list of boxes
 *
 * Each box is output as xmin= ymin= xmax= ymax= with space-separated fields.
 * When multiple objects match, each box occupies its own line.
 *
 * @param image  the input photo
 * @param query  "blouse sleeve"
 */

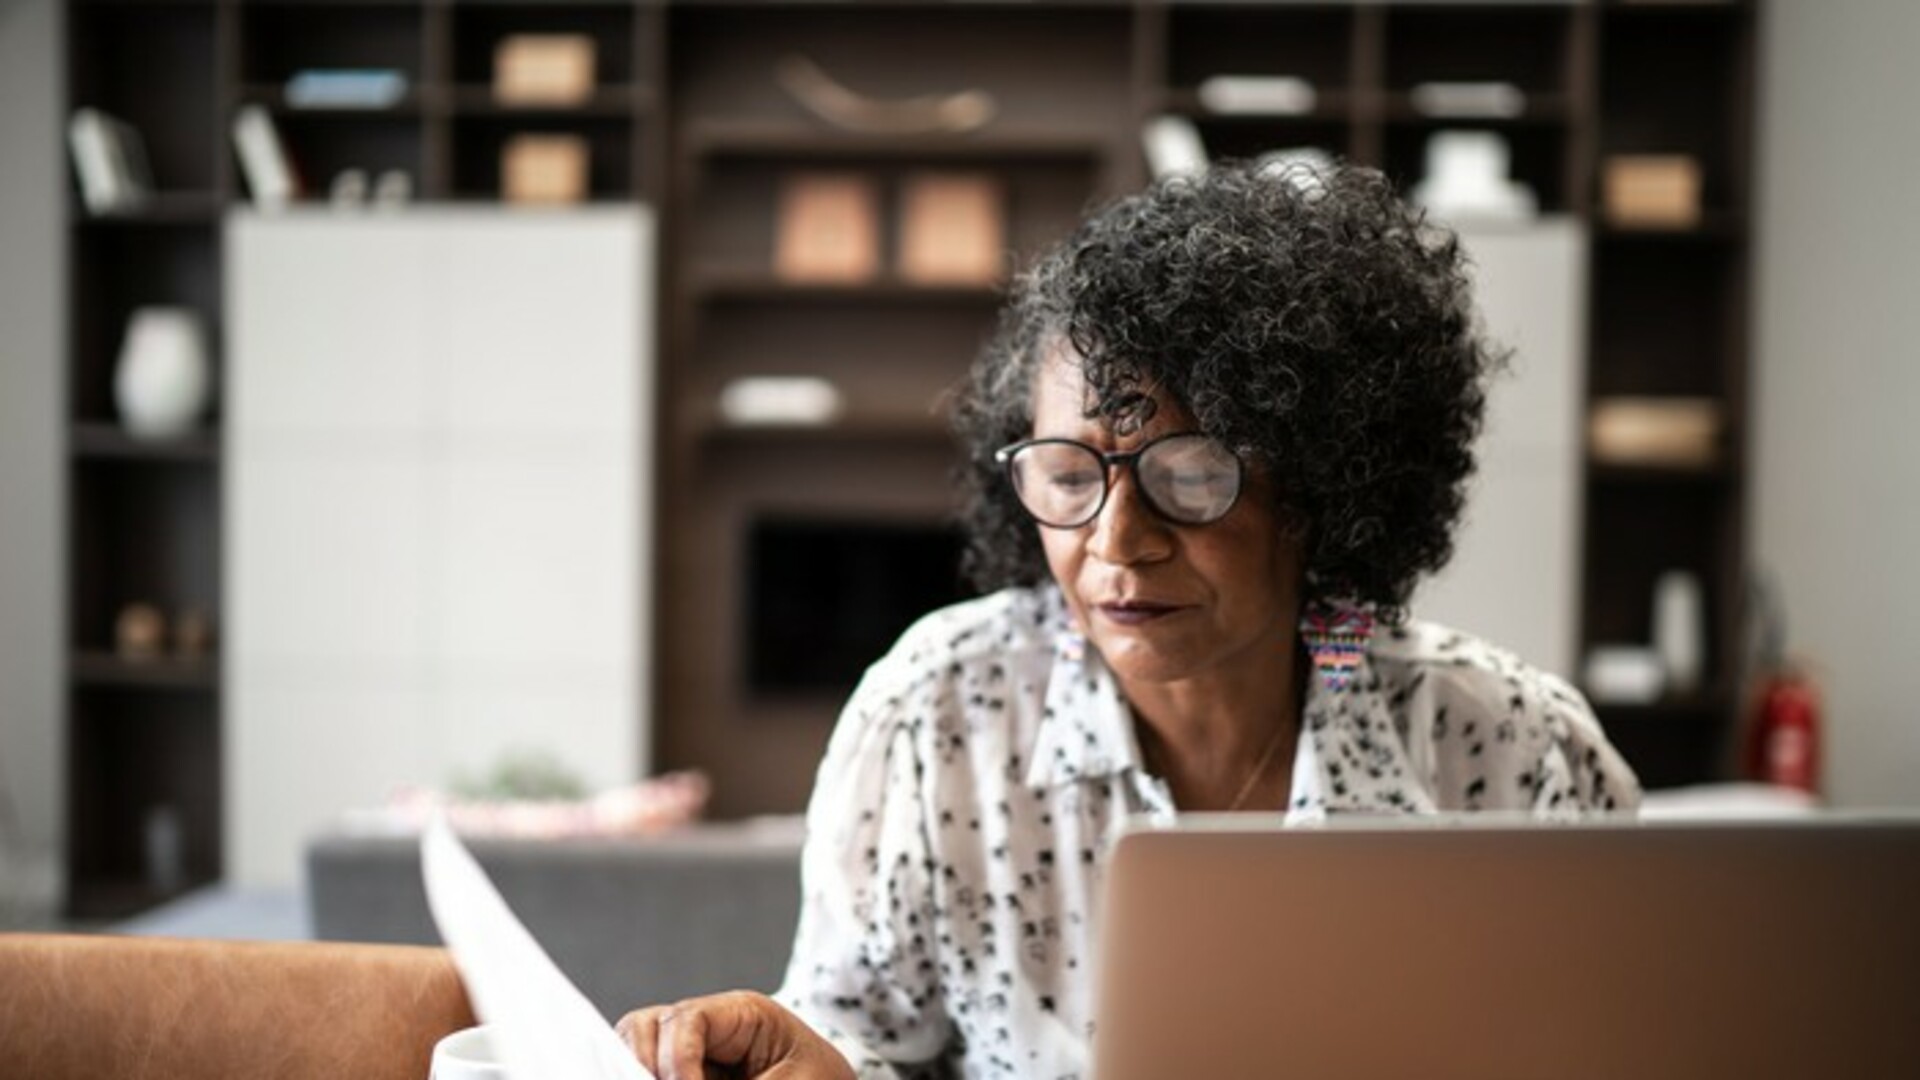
xmin=1527 ymin=670 xmax=1643 ymax=818
xmin=775 ymin=664 xmax=951 ymax=1079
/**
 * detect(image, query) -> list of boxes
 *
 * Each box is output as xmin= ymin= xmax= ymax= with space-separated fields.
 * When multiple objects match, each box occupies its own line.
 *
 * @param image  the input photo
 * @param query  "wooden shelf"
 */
xmin=1588 ymin=460 xmax=1736 ymax=485
xmin=1156 ymin=88 xmax=1353 ymax=125
xmin=72 ymin=423 xmax=219 ymax=463
xmin=1596 ymin=211 xmax=1747 ymax=241
xmin=1382 ymin=92 xmax=1572 ymax=126
xmin=445 ymin=85 xmax=651 ymax=118
xmin=684 ymin=121 xmax=1109 ymax=163
xmin=72 ymin=652 xmax=219 ymax=692
xmin=695 ymin=415 xmax=953 ymax=446
xmin=70 ymin=192 xmax=223 ymax=227
xmin=1591 ymin=692 xmax=1731 ymax=719
xmin=689 ymin=268 xmax=1002 ymax=305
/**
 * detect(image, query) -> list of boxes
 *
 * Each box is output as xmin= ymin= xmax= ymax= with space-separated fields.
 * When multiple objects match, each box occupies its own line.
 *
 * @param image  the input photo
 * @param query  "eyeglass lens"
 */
xmin=1007 ymin=435 xmax=1241 ymax=527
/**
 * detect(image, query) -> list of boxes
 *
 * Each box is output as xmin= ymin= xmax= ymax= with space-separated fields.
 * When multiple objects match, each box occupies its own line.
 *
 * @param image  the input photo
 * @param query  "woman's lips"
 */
xmin=1095 ymin=601 xmax=1187 ymax=626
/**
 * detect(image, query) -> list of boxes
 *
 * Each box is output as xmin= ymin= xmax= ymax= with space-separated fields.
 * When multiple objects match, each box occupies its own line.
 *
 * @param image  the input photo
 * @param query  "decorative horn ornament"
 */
xmin=776 ymin=54 xmax=996 ymax=136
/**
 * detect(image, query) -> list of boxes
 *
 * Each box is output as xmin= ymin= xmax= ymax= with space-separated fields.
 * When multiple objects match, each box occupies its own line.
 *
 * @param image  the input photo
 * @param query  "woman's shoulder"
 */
xmin=1368 ymin=619 xmax=1587 ymax=712
xmin=1366 ymin=619 xmax=1639 ymax=813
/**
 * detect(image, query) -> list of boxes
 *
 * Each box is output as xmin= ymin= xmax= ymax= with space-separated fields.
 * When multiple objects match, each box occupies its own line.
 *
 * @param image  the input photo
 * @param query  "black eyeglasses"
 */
xmin=994 ymin=432 xmax=1244 ymax=529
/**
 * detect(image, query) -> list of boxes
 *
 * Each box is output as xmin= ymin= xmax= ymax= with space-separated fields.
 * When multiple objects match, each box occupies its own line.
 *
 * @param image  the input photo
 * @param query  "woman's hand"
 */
xmin=616 ymin=991 xmax=856 ymax=1080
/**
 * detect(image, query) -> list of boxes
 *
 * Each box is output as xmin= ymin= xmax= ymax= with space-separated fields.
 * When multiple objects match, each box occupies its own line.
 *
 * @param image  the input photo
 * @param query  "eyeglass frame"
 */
xmin=992 ymin=430 xmax=1246 ymax=529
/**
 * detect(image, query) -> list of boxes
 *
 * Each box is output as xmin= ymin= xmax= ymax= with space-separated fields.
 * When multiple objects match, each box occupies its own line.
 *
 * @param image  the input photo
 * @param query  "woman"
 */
xmin=619 ymin=162 xmax=1639 ymax=1080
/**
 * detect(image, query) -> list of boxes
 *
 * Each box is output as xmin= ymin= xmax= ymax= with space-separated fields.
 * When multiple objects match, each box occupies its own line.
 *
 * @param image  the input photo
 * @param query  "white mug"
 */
xmin=430 ymin=1025 xmax=508 ymax=1080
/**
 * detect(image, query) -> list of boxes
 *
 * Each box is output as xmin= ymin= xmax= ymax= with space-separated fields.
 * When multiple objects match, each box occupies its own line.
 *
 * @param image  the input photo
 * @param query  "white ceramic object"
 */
xmin=718 ymin=375 xmax=843 ymax=426
xmin=430 ymin=1026 xmax=509 ymax=1080
xmin=1584 ymin=645 xmax=1666 ymax=705
xmin=115 ymin=306 xmax=211 ymax=438
xmin=1653 ymin=571 xmax=1706 ymax=694
xmin=1411 ymin=131 xmax=1538 ymax=222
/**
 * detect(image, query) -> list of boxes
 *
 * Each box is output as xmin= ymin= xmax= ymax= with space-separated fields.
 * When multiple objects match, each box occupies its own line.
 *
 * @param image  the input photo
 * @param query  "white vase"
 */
xmin=1652 ymin=571 xmax=1705 ymax=695
xmin=115 ymin=306 xmax=211 ymax=439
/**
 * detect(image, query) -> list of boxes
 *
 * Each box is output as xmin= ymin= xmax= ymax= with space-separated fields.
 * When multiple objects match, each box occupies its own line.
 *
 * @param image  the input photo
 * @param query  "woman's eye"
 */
xmin=1170 ymin=471 xmax=1226 ymax=489
xmin=1049 ymin=470 xmax=1101 ymax=492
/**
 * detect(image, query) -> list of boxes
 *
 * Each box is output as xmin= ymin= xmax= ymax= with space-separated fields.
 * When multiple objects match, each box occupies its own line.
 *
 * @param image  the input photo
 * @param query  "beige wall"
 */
xmin=1753 ymin=0 xmax=1920 ymax=806
xmin=0 ymin=0 xmax=65 ymax=904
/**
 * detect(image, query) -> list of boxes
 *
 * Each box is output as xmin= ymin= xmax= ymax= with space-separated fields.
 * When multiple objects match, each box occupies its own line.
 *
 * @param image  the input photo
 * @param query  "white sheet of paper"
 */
xmin=422 ymin=817 xmax=655 ymax=1080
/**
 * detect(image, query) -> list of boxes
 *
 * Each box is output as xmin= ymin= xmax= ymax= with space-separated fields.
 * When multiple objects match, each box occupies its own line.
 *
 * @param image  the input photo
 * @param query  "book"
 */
xmin=284 ymin=69 xmax=409 ymax=110
xmin=231 ymin=104 xmax=299 ymax=209
xmin=68 ymin=108 xmax=152 ymax=214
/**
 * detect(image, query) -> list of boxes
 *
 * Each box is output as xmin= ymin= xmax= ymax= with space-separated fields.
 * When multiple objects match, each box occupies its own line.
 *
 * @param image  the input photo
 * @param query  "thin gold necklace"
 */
xmin=1226 ymin=722 xmax=1289 ymax=812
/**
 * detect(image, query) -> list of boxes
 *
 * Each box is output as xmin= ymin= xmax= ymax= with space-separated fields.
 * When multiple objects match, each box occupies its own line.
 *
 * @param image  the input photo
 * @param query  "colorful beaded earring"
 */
xmin=1299 ymin=602 xmax=1375 ymax=692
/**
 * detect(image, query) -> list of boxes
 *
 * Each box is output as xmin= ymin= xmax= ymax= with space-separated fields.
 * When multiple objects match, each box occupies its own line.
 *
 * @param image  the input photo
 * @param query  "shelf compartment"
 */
xmin=72 ymin=422 xmax=220 ymax=463
xmin=448 ymin=113 xmax=635 ymax=200
xmin=1186 ymin=116 xmax=1352 ymax=167
xmin=1590 ymin=241 xmax=1741 ymax=398
xmin=1383 ymin=121 xmax=1571 ymax=214
xmin=66 ymin=687 xmax=221 ymax=920
xmin=1580 ymin=482 xmax=1734 ymax=696
xmin=449 ymin=3 xmax=640 ymax=91
xmin=671 ymin=5 xmax=1131 ymax=141
xmin=1166 ymin=5 xmax=1353 ymax=101
xmin=68 ymin=3 xmax=220 ymax=193
xmin=71 ymin=225 xmax=221 ymax=427
xmin=69 ymin=461 xmax=221 ymax=662
xmin=689 ymin=159 xmax=1095 ymax=278
xmin=1384 ymin=6 xmax=1575 ymax=96
xmin=265 ymin=110 xmax=427 ymax=199
xmin=238 ymin=3 xmax=425 ymax=87
xmin=1599 ymin=5 xmax=1752 ymax=214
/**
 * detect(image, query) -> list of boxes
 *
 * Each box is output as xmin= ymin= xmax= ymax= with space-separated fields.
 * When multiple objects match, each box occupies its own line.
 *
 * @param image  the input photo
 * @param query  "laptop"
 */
xmin=1091 ymin=817 xmax=1920 ymax=1080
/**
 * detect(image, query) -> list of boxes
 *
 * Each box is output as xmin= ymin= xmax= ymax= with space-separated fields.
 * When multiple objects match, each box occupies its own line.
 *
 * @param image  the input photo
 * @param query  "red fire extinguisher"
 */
xmin=1742 ymin=575 xmax=1822 ymax=796
xmin=1744 ymin=666 xmax=1821 ymax=795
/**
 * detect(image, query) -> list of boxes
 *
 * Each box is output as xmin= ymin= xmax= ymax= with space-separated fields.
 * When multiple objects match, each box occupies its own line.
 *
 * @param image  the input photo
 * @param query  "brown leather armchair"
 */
xmin=0 ymin=933 xmax=476 ymax=1080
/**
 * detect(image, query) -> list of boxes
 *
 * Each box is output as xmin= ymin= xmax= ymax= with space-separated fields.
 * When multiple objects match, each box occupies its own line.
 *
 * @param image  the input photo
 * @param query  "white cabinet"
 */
xmin=1413 ymin=219 xmax=1586 ymax=680
xmin=225 ymin=208 xmax=653 ymax=887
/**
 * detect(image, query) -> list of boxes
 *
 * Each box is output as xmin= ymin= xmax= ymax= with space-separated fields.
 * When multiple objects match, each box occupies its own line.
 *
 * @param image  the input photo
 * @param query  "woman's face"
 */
xmin=1029 ymin=349 xmax=1308 ymax=687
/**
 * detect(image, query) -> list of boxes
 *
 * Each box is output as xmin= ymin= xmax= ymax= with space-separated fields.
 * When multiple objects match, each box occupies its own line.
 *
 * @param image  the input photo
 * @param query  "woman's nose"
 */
xmin=1085 ymin=469 xmax=1173 ymax=566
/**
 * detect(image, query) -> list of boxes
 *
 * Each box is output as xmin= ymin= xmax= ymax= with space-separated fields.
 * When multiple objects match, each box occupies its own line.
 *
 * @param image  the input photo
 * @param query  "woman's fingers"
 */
xmin=613 ymin=1006 xmax=667 ymax=1075
xmin=618 ymin=992 xmax=852 ymax=1080
xmin=660 ymin=1002 xmax=711 ymax=1080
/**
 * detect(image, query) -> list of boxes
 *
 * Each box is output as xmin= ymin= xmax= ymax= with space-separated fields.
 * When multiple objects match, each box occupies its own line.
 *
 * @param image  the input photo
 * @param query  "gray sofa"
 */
xmin=305 ymin=823 xmax=805 ymax=1020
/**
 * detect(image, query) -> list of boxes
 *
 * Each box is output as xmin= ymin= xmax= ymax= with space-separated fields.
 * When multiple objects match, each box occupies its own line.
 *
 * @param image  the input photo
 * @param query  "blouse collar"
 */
xmin=1024 ymin=587 xmax=1435 ymax=819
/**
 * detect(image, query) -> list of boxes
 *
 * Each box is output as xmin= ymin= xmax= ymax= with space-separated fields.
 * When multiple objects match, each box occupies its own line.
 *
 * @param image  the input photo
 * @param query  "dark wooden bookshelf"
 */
xmin=72 ymin=652 xmax=220 ymax=692
xmin=70 ymin=423 xmax=220 ymax=463
xmin=64 ymin=1 xmax=1762 ymax=896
